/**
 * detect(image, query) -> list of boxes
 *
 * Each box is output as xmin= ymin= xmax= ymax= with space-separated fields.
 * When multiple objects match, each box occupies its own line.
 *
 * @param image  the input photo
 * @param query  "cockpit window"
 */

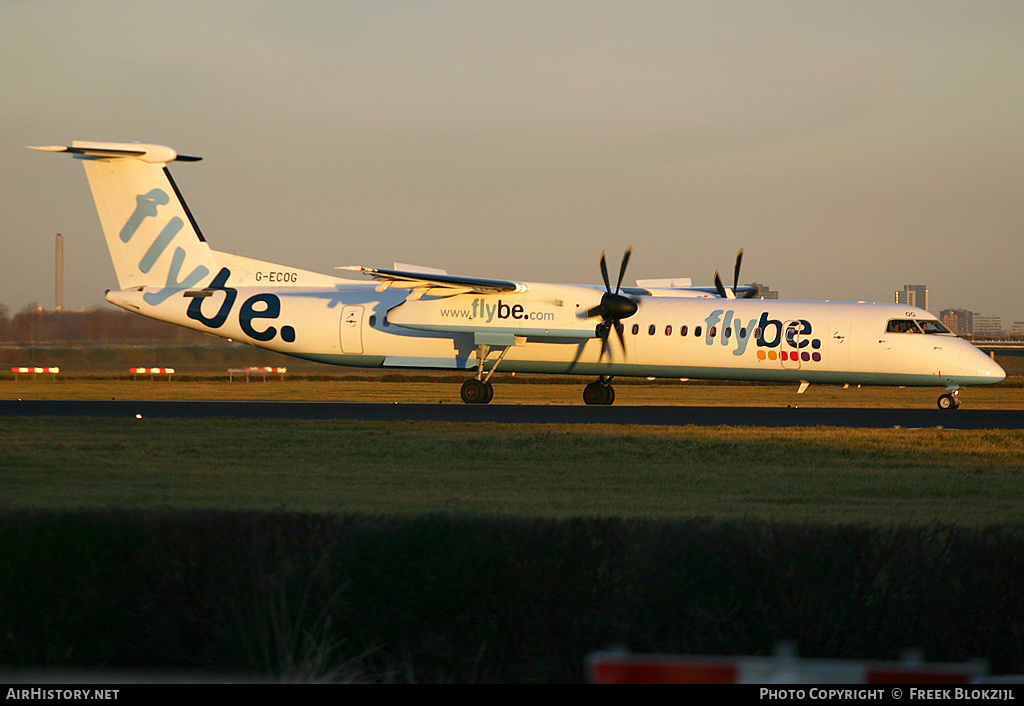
xmin=886 ymin=319 xmax=921 ymax=333
xmin=885 ymin=319 xmax=953 ymax=334
xmin=918 ymin=320 xmax=951 ymax=334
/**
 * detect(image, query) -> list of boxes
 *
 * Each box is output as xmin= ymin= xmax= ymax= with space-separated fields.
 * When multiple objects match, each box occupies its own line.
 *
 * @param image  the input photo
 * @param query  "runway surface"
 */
xmin=2 ymin=399 xmax=1023 ymax=428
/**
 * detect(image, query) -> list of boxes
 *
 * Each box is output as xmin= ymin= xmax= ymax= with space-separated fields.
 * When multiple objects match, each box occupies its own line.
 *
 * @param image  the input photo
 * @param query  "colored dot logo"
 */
xmin=757 ymin=350 xmax=821 ymax=362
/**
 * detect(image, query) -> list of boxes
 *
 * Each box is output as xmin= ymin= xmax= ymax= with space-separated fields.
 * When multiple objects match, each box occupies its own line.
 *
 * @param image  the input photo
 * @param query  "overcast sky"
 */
xmin=2 ymin=1 xmax=1022 ymax=323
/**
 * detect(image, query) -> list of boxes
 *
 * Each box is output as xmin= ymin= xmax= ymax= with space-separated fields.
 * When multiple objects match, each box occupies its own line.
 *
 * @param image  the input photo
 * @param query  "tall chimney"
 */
xmin=55 ymin=233 xmax=64 ymax=311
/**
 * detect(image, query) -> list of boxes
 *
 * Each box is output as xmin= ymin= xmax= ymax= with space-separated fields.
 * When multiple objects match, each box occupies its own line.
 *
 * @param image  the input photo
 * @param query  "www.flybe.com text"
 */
xmin=441 ymin=298 xmax=555 ymax=323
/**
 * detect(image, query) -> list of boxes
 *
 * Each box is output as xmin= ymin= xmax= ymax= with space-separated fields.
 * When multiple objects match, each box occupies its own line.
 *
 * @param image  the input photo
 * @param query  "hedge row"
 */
xmin=2 ymin=511 xmax=1021 ymax=682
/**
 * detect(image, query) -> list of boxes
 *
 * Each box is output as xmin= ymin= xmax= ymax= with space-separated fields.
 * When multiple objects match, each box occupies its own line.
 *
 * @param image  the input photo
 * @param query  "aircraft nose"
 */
xmin=978 ymin=352 xmax=1006 ymax=383
xmin=956 ymin=342 xmax=1005 ymax=384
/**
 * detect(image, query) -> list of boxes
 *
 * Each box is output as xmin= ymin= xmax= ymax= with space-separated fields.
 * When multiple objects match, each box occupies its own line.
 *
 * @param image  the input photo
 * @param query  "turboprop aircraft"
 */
xmin=30 ymin=140 xmax=1004 ymax=409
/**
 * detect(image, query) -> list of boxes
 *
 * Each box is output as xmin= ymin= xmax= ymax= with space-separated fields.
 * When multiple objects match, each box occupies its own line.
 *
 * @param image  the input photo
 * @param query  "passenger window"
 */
xmin=724 ymin=327 xmax=732 ymax=339
xmin=680 ymin=325 xmax=688 ymax=336
xmin=709 ymin=326 xmax=716 ymax=338
xmin=648 ymin=324 xmax=656 ymax=335
xmin=694 ymin=326 xmax=702 ymax=337
xmin=665 ymin=325 xmax=672 ymax=336
xmin=632 ymin=324 xmax=639 ymax=335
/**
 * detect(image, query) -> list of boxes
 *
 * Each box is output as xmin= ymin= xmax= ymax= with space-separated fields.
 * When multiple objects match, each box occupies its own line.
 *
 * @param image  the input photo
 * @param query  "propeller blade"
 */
xmin=596 ymin=320 xmax=611 ymax=361
xmin=597 ymin=320 xmax=628 ymax=362
xmin=714 ymin=269 xmax=735 ymax=299
xmin=589 ymin=247 xmax=638 ymax=360
xmin=614 ymin=320 xmax=626 ymax=351
xmin=733 ymin=248 xmax=744 ymax=292
xmin=714 ymin=270 xmax=727 ymax=298
xmin=615 ymin=247 xmax=632 ymax=294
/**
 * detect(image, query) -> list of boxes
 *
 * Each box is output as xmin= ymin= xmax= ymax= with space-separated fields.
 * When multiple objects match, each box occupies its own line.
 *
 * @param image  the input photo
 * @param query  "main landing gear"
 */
xmin=461 ymin=247 xmax=638 ymax=406
xmin=460 ymin=343 xmax=510 ymax=404
xmin=937 ymin=388 xmax=961 ymax=410
xmin=460 ymin=378 xmax=494 ymax=404
xmin=583 ymin=377 xmax=616 ymax=405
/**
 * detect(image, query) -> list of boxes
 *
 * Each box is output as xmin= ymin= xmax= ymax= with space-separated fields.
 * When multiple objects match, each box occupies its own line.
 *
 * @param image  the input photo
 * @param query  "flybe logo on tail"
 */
xmin=121 ymin=189 xmax=297 ymax=345
xmin=120 ymin=188 xmax=209 ymax=305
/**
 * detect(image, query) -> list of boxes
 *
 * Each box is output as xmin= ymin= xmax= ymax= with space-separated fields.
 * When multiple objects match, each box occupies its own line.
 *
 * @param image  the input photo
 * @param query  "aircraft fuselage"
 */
xmin=106 ymin=276 xmax=1002 ymax=390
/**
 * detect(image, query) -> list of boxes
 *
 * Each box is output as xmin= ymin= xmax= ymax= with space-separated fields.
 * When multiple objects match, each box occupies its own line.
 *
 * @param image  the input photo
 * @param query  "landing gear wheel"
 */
xmin=461 ymin=378 xmax=494 ymax=404
xmin=583 ymin=381 xmax=615 ymax=405
xmin=937 ymin=392 xmax=960 ymax=410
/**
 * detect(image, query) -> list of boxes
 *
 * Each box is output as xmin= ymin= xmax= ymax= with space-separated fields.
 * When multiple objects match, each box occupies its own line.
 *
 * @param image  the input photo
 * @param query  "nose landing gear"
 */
xmin=937 ymin=388 xmax=961 ymax=410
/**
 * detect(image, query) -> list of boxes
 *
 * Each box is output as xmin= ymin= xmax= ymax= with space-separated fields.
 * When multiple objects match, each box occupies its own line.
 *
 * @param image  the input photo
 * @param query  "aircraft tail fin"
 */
xmin=29 ymin=141 xmax=216 ymax=303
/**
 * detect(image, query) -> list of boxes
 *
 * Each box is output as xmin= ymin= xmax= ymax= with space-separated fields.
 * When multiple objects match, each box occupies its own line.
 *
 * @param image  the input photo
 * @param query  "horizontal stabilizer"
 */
xmin=28 ymin=142 xmax=201 ymax=163
xmin=30 ymin=140 xmax=214 ymax=293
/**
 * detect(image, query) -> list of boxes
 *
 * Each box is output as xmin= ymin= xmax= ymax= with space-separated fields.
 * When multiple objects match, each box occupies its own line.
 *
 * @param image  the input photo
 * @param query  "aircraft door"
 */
xmin=340 ymin=305 xmax=364 ymax=354
xmin=781 ymin=320 xmax=802 ymax=369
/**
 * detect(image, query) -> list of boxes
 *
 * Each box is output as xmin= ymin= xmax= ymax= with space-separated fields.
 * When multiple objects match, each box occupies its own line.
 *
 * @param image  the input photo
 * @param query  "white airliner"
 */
xmin=31 ymin=141 xmax=1004 ymax=409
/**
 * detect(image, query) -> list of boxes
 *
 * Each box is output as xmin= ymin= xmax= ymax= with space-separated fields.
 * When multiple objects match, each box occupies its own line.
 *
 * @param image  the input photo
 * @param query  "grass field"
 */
xmin=3 ymin=416 xmax=1023 ymax=525
xmin=3 ymin=376 xmax=1023 ymax=526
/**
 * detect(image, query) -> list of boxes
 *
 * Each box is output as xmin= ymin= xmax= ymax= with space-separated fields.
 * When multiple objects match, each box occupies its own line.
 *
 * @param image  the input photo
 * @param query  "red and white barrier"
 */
xmin=229 ymin=366 xmax=287 ymax=381
xmin=130 ymin=367 xmax=175 ymax=379
xmin=11 ymin=366 xmax=59 ymax=380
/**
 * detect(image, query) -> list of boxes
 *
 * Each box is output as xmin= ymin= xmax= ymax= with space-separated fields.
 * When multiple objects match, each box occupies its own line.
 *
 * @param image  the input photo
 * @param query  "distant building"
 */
xmin=972 ymin=314 xmax=1004 ymax=337
xmin=1011 ymin=322 xmax=1024 ymax=337
xmin=940 ymin=309 xmax=973 ymax=336
xmin=748 ymin=282 xmax=778 ymax=299
xmin=895 ymin=284 xmax=929 ymax=312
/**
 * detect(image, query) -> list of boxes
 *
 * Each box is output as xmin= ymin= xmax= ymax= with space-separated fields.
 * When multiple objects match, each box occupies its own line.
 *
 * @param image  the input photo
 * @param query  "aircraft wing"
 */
xmin=628 ymin=284 xmax=759 ymax=298
xmin=665 ymin=285 xmax=758 ymax=297
xmin=339 ymin=265 xmax=526 ymax=299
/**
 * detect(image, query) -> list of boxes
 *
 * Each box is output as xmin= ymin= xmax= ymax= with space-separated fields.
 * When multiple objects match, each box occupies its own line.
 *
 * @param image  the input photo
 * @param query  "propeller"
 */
xmin=714 ymin=248 xmax=757 ymax=299
xmin=586 ymin=248 xmax=639 ymax=358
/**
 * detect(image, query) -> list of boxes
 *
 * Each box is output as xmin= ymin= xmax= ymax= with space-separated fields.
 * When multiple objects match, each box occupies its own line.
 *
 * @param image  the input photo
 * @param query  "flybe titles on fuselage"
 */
xmin=700 ymin=309 xmax=823 ymax=362
xmin=186 ymin=268 xmax=297 ymax=343
xmin=386 ymin=295 xmax=572 ymax=335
